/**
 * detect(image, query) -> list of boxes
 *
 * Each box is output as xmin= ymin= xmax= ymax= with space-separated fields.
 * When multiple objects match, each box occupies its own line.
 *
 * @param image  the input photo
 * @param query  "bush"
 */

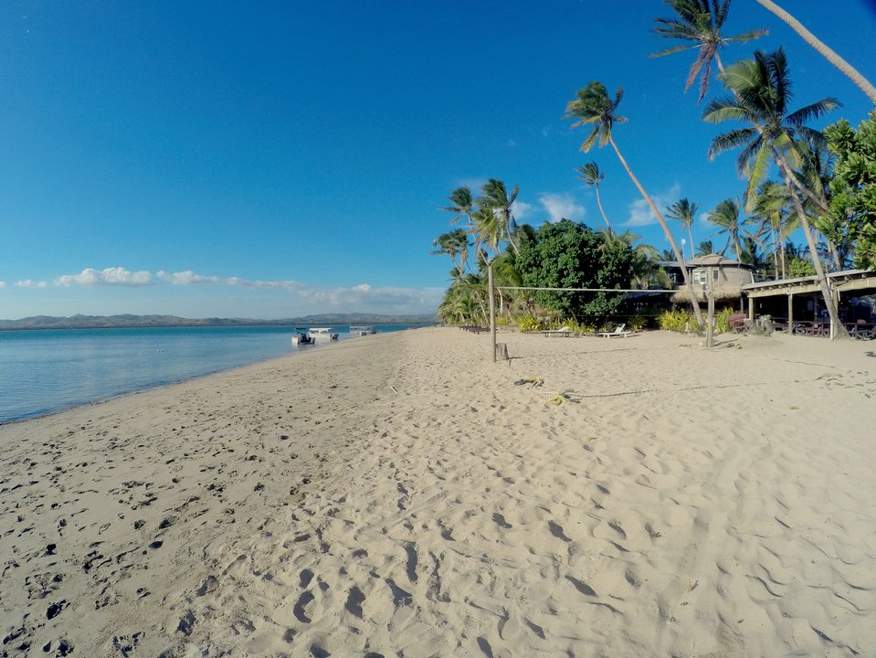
xmin=658 ymin=309 xmax=696 ymax=332
xmin=715 ymin=307 xmax=734 ymax=334
xmin=628 ymin=316 xmax=647 ymax=331
xmin=517 ymin=314 xmax=540 ymax=333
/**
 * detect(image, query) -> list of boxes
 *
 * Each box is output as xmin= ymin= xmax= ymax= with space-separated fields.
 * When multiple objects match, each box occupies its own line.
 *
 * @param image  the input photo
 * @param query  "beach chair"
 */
xmin=598 ymin=323 xmax=632 ymax=338
xmin=541 ymin=326 xmax=575 ymax=337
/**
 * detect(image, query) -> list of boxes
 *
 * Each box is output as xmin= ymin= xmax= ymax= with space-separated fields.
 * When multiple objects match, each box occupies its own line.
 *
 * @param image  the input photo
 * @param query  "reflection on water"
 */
xmin=0 ymin=324 xmax=422 ymax=423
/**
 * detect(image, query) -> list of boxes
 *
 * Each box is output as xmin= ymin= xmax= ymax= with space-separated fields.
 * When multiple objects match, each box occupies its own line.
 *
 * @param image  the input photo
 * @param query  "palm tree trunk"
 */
xmin=772 ymin=227 xmax=780 ymax=279
xmin=776 ymin=159 xmax=846 ymax=338
xmin=594 ymin=184 xmax=612 ymax=232
xmin=487 ymin=260 xmax=497 ymax=362
xmin=753 ymin=0 xmax=876 ymax=104
xmin=687 ymin=225 xmax=694 ymax=260
xmin=608 ymin=135 xmax=704 ymax=329
xmin=733 ymin=236 xmax=742 ymax=262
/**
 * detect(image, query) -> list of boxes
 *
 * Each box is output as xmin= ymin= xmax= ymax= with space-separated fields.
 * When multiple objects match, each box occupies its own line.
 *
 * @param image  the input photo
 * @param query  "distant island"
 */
xmin=0 ymin=313 xmax=437 ymax=331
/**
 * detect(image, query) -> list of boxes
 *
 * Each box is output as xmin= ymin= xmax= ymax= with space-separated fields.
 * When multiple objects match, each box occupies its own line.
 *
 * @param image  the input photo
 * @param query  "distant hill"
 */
xmin=0 ymin=313 xmax=436 ymax=331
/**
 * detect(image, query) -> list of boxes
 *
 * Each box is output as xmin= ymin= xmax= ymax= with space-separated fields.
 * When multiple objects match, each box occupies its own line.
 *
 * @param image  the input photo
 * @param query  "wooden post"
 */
xmin=787 ymin=293 xmax=794 ymax=333
xmin=748 ymin=296 xmax=755 ymax=322
xmin=706 ymin=285 xmax=715 ymax=348
xmin=488 ymin=261 xmax=497 ymax=363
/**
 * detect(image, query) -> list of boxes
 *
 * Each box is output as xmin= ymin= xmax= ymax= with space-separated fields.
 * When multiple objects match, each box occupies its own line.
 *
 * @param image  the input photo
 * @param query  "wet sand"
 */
xmin=1 ymin=328 xmax=874 ymax=657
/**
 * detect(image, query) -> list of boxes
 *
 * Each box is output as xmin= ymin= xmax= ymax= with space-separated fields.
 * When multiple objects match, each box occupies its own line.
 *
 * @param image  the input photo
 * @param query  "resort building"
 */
xmin=661 ymin=253 xmax=754 ymax=307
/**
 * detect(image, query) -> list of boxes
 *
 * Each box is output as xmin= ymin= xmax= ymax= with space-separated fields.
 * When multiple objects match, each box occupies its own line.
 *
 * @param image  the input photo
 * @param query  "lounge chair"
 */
xmin=598 ymin=323 xmax=632 ymax=338
xmin=541 ymin=326 xmax=575 ymax=338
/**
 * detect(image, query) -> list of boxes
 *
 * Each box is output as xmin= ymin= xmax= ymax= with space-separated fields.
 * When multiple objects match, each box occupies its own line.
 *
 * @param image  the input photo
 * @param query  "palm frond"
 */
xmin=785 ymin=98 xmax=840 ymax=126
xmin=725 ymin=28 xmax=768 ymax=44
xmin=708 ymin=127 xmax=756 ymax=159
xmin=649 ymin=43 xmax=699 ymax=58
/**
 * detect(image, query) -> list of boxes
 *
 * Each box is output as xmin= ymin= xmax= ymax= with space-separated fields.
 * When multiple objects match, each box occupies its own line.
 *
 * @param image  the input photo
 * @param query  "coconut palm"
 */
xmin=752 ymin=0 xmax=876 ymax=104
xmin=665 ymin=198 xmax=698 ymax=259
xmin=565 ymin=81 xmax=704 ymax=328
xmin=480 ymin=179 xmax=521 ymax=255
xmin=707 ymin=198 xmax=747 ymax=260
xmin=431 ymin=229 xmax=470 ymax=276
xmin=651 ymin=0 xmax=767 ymax=101
xmin=696 ymin=239 xmax=714 ymax=256
xmin=577 ymin=162 xmax=612 ymax=231
xmin=704 ymin=48 xmax=844 ymax=336
xmin=445 ymin=187 xmax=475 ymax=225
xmin=752 ymin=181 xmax=791 ymax=278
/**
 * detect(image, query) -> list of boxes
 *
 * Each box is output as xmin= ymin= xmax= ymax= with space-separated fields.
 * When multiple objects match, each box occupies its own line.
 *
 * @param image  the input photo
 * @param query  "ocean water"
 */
xmin=0 ymin=324 xmax=425 ymax=423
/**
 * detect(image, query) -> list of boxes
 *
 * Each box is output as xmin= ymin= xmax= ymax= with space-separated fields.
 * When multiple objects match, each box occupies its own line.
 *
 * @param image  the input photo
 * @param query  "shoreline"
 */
xmin=2 ymin=328 xmax=874 ymax=657
xmin=0 ymin=328 xmax=421 ymax=427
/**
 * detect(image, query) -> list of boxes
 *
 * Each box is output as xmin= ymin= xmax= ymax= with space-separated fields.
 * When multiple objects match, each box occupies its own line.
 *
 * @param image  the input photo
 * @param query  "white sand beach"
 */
xmin=2 ymin=328 xmax=875 ymax=657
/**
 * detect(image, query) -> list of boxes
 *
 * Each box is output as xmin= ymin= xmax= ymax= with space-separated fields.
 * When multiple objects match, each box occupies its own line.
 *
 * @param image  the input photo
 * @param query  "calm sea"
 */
xmin=0 ymin=324 xmax=425 ymax=424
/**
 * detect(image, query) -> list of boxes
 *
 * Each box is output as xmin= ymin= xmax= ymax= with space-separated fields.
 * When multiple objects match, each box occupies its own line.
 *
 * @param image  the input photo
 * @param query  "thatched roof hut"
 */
xmin=670 ymin=254 xmax=754 ymax=305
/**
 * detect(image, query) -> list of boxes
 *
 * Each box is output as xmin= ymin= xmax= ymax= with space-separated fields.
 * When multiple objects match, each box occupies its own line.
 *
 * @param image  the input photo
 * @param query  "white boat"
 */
xmin=291 ymin=329 xmax=313 ymax=346
xmin=307 ymin=327 xmax=339 ymax=341
xmin=350 ymin=325 xmax=376 ymax=336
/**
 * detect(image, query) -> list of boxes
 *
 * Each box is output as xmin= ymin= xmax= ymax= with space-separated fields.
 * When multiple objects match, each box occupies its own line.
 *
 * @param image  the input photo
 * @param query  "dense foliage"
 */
xmin=515 ymin=220 xmax=644 ymax=321
xmin=826 ymin=112 xmax=876 ymax=269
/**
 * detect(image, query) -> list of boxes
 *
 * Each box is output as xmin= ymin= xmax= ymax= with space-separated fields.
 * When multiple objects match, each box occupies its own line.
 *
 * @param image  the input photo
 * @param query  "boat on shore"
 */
xmin=350 ymin=325 xmax=376 ymax=336
xmin=308 ymin=327 xmax=339 ymax=341
xmin=291 ymin=329 xmax=314 ymax=346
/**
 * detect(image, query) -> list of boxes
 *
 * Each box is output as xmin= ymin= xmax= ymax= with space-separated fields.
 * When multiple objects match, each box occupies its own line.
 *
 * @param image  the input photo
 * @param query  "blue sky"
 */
xmin=1 ymin=1 xmax=874 ymax=318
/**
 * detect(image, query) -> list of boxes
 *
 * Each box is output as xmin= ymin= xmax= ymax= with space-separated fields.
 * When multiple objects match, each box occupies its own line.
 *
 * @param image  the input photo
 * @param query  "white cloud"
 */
xmin=539 ymin=192 xmax=585 ymax=223
xmin=15 ymin=279 xmax=48 ymax=289
xmin=57 ymin=267 xmax=152 ymax=287
xmin=0 ymin=281 xmax=5 ymax=288
xmin=299 ymin=283 xmax=444 ymax=310
xmin=625 ymin=183 xmax=681 ymax=227
xmin=511 ymin=199 xmax=534 ymax=220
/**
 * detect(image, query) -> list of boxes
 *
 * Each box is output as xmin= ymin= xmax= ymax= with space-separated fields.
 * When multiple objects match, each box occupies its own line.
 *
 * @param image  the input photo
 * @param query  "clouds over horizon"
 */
xmin=625 ymin=183 xmax=681 ymax=227
xmin=4 ymin=265 xmax=441 ymax=312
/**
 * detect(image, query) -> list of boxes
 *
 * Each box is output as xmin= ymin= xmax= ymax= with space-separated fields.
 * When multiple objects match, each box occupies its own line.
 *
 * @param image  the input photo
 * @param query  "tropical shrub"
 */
xmin=658 ymin=309 xmax=696 ymax=332
xmin=788 ymin=257 xmax=816 ymax=278
xmin=628 ymin=316 xmax=648 ymax=331
xmin=715 ymin=307 xmax=734 ymax=334
xmin=517 ymin=314 xmax=540 ymax=333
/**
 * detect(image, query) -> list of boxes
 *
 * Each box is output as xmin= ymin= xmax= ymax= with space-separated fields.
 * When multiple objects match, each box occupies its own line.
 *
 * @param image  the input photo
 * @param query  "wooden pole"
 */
xmin=488 ymin=261 xmax=497 ymax=363
xmin=787 ymin=293 xmax=794 ymax=334
xmin=706 ymin=285 xmax=715 ymax=348
xmin=748 ymin=296 xmax=755 ymax=322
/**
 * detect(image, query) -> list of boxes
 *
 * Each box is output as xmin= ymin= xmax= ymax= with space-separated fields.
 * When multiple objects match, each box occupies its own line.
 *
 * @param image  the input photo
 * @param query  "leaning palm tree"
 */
xmin=704 ymin=48 xmax=844 ymax=336
xmin=707 ymin=198 xmax=746 ymax=260
xmin=752 ymin=0 xmax=876 ymax=104
xmin=651 ymin=0 xmax=766 ymax=101
xmin=577 ymin=162 xmax=612 ymax=231
xmin=565 ymin=81 xmax=704 ymax=328
xmin=665 ymin=198 xmax=698 ymax=259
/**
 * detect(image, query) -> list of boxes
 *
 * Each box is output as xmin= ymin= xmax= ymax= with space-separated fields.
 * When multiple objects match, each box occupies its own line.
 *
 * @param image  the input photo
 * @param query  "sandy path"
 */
xmin=2 ymin=328 xmax=875 ymax=657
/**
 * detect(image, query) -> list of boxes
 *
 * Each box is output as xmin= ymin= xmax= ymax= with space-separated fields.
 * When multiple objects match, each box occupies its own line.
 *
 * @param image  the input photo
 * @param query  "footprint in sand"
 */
xmin=548 ymin=520 xmax=571 ymax=542
xmin=492 ymin=513 xmax=512 ymax=529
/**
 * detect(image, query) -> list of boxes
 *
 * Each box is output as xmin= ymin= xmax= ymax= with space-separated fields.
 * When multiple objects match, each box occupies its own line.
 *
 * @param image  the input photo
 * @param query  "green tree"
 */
xmin=707 ymin=198 xmax=746 ymax=260
xmin=566 ymin=81 xmax=704 ymax=328
xmin=651 ymin=0 xmax=766 ymax=101
xmin=577 ymin=162 xmax=612 ymax=231
xmin=431 ymin=229 xmax=470 ymax=276
xmin=696 ymin=239 xmax=714 ymax=256
xmin=665 ymin=198 xmax=698 ymax=259
xmin=704 ymin=48 xmax=844 ymax=336
xmin=825 ymin=112 xmax=876 ymax=269
xmin=515 ymin=220 xmax=643 ymax=321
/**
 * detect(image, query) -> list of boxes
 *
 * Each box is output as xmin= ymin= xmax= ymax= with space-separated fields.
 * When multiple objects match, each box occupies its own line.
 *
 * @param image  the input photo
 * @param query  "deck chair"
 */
xmin=598 ymin=323 xmax=631 ymax=338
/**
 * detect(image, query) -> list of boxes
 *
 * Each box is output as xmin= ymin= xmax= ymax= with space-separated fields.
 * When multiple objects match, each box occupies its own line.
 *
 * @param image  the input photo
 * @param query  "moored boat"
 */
xmin=350 ymin=325 xmax=376 ymax=336
xmin=308 ymin=327 xmax=339 ymax=341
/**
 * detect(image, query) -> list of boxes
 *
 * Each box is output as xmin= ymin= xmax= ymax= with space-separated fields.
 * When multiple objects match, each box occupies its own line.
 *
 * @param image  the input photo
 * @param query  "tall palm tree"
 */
xmin=707 ymin=198 xmax=746 ymax=260
xmin=665 ymin=198 xmax=698 ymax=259
xmin=472 ymin=180 xmax=520 ymax=361
xmin=752 ymin=0 xmax=876 ymax=104
xmin=566 ymin=81 xmax=704 ymax=328
xmin=651 ymin=0 xmax=767 ymax=101
xmin=577 ymin=162 xmax=612 ymax=231
xmin=704 ymin=48 xmax=844 ymax=336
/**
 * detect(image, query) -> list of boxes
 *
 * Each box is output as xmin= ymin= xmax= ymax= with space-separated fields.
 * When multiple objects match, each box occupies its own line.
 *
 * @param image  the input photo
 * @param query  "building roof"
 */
xmin=657 ymin=253 xmax=751 ymax=269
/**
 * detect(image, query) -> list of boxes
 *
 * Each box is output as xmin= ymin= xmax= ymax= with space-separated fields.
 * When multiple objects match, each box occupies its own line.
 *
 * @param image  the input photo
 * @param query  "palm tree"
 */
xmin=665 ymin=198 xmax=698 ymax=259
xmin=752 ymin=181 xmax=791 ymax=278
xmin=696 ymin=239 xmax=714 ymax=256
xmin=480 ymin=179 xmax=520 ymax=255
xmin=704 ymin=48 xmax=844 ymax=336
xmin=566 ymin=81 xmax=704 ymax=328
xmin=577 ymin=162 xmax=612 ymax=231
xmin=431 ymin=229 xmax=470 ymax=276
xmin=708 ymin=198 xmax=746 ymax=260
xmin=752 ymin=0 xmax=876 ymax=104
xmin=651 ymin=0 xmax=766 ymax=101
